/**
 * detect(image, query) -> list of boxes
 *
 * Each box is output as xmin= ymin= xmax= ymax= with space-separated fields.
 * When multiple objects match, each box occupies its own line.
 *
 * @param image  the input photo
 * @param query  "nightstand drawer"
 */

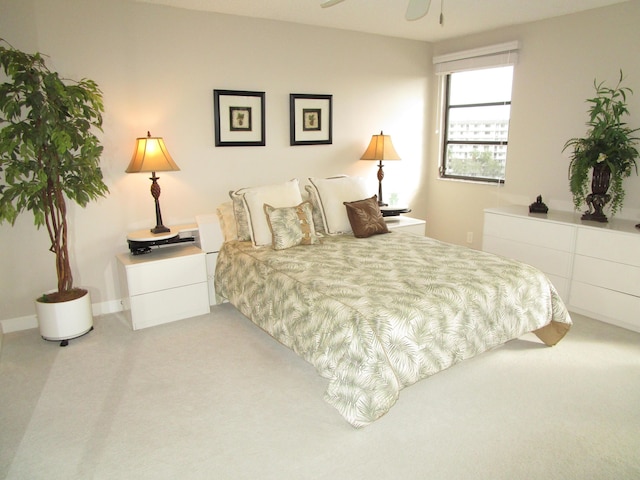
xmin=129 ymin=282 xmax=210 ymax=330
xmin=121 ymin=246 xmax=206 ymax=296
xmin=385 ymin=216 xmax=426 ymax=236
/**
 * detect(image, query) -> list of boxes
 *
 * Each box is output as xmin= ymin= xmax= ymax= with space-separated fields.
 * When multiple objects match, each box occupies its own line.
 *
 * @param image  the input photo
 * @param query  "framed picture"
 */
xmin=214 ymin=89 xmax=265 ymax=146
xmin=289 ymin=94 xmax=332 ymax=145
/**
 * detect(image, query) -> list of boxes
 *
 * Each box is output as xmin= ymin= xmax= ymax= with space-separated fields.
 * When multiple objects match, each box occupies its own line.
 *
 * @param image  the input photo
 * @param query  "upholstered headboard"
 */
xmin=195 ymin=213 xmax=225 ymax=253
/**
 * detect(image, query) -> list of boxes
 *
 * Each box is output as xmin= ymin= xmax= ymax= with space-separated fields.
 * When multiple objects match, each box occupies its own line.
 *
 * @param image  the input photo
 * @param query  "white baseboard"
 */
xmin=0 ymin=315 xmax=37 ymax=333
xmin=0 ymin=299 xmax=125 ymax=334
xmin=93 ymin=299 xmax=125 ymax=316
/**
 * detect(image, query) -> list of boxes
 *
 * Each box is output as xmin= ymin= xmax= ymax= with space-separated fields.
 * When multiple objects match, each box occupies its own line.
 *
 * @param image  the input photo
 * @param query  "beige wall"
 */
xmin=0 ymin=0 xmax=431 ymax=321
xmin=426 ymin=1 xmax=640 ymax=246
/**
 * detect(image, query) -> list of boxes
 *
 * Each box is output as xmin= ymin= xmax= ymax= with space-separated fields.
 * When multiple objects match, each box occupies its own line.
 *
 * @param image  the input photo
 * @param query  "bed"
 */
xmin=213 ymin=177 xmax=572 ymax=428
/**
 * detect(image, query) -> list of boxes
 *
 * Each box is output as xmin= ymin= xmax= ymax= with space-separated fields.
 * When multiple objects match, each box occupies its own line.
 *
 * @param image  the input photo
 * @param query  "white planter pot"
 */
xmin=35 ymin=289 xmax=93 ymax=346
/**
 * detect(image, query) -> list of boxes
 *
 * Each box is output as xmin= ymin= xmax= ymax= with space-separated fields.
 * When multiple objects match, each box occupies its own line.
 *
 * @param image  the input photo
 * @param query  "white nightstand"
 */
xmin=117 ymin=245 xmax=210 ymax=330
xmin=385 ymin=216 xmax=426 ymax=236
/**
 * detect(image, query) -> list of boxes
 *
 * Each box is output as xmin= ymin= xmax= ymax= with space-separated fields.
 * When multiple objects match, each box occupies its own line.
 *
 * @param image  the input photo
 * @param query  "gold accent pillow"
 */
xmin=264 ymin=201 xmax=320 ymax=250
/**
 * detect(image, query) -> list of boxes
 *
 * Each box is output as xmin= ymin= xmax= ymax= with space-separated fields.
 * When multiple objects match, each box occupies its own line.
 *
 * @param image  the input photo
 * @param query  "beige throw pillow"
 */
xmin=264 ymin=201 xmax=319 ymax=250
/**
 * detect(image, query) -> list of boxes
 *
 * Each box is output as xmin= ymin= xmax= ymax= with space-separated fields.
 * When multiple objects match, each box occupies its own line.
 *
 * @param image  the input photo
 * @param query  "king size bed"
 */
xmin=213 ymin=177 xmax=571 ymax=428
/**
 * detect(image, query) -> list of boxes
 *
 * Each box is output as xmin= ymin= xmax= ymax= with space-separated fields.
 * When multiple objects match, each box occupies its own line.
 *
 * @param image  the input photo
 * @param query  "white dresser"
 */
xmin=483 ymin=205 xmax=640 ymax=332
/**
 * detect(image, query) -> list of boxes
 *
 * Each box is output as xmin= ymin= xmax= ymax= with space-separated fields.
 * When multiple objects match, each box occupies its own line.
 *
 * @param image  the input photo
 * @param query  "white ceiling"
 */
xmin=134 ymin=0 xmax=629 ymax=42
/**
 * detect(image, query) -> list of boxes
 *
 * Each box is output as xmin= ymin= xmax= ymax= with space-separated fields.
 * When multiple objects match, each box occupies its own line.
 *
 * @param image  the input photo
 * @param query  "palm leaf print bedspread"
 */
xmin=215 ymin=231 xmax=571 ymax=427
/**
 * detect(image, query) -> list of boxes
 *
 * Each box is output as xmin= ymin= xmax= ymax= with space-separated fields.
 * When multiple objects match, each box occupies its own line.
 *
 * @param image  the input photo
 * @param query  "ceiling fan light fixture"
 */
xmin=321 ymin=0 xmax=437 ymax=23
xmin=405 ymin=0 xmax=432 ymax=21
xmin=320 ymin=0 xmax=345 ymax=8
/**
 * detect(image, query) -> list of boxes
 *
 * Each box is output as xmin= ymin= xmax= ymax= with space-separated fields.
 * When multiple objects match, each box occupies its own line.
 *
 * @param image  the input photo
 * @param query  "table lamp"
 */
xmin=126 ymin=132 xmax=180 ymax=234
xmin=360 ymin=131 xmax=401 ymax=206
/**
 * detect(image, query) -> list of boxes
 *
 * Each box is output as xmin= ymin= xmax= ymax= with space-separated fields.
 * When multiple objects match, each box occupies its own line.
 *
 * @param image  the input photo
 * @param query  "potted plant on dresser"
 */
xmin=0 ymin=40 xmax=109 ymax=346
xmin=563 ymin=70 xmax=639 ymax=222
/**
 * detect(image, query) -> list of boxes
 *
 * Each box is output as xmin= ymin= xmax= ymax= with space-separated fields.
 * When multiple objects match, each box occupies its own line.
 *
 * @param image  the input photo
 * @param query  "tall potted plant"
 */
xmin=563 ymin=70 xmax=639 ymax=222
xmin=0 ymin=40 xmax=109 ymax=345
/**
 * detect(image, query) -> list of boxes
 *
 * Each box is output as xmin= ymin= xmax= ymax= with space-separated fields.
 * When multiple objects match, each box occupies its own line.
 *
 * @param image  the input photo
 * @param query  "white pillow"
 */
xmin=308 ymin=176 xmax=370 ymax=234
xmin=242 ymin=179 xmax=303 ymax=246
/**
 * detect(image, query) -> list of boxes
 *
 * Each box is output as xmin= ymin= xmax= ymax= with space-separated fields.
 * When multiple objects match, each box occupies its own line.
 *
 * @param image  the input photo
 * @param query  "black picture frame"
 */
xmin=290 ymin=94 xmax=332 ymax=145
xmin=214 ymin=89 xmax=265 ymax=146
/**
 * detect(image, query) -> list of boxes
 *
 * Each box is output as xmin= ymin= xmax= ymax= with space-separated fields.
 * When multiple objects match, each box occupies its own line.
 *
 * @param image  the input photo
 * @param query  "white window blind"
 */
xmin=433 ymin=41 xmax=520 ymax=75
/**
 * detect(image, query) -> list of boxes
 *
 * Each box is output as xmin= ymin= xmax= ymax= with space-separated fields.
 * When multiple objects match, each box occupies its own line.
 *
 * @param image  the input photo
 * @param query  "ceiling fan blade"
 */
xmin=321 ymin=0 xmax=346 ymax=8
xmin=405 ymin=0 xmax=431 ymax=21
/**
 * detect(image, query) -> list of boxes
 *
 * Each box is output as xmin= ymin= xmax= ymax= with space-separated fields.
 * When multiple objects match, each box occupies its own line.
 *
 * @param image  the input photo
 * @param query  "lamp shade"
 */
xmin=126 ymin=132 xmax=180 ymax=173
xmin=360 ymin=131 xmax=401 ymax=161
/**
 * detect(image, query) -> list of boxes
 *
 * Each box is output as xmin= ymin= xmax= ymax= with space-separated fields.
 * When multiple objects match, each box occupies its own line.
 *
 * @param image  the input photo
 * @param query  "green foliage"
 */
xmin=446 ymin=149 xmax=506 ymax=180
xmin=0 ymin=40 xmax=109 ymax=294
xmin=563 ymin=70 xmax=639 ymax=215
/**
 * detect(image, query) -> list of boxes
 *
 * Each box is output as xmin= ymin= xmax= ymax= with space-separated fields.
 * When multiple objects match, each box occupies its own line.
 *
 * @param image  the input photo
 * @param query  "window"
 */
xmin=433 ymin=41 xmax=519 ymax=183
xmin=441 ymin=66 xmax=514 ymax=183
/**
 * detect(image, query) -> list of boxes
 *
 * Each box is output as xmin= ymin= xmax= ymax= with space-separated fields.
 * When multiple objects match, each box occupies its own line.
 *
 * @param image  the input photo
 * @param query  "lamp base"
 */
xmin=151 ymin=225 xmax=171 ymax=234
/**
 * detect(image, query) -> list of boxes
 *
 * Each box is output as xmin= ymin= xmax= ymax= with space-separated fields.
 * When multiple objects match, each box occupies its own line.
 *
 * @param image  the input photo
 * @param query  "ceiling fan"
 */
xmin=321 ymin=0 xmax=435 ymax=22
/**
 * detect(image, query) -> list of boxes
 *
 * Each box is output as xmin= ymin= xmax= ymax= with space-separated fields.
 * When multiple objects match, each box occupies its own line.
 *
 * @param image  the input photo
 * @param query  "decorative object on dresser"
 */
xmin=360 ymin=131 xmax=401 ymax=206
xmin=0 ymin=40 xmax=109 ymax=346
xmin=289 ymin=94 xmax=333 ymax=145
xmin=563 ymin=70 xmax=639 ymax=223
xmin=213 ymin=89 xmax=266 ymax=147
xmin=126 ymin=132 xmax=180 ymax=234
xmin=529 ymin=195 xmax=548 ymax=214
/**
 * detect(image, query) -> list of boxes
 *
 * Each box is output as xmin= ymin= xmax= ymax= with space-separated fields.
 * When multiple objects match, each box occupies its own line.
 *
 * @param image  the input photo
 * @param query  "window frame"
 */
xmin=440 ymin=69 xmax=512 ymax=184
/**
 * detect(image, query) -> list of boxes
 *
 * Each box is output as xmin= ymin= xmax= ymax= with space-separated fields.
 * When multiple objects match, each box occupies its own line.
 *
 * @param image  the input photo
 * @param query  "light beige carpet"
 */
xmin=1 ymin=305 xmax=639 ymax=479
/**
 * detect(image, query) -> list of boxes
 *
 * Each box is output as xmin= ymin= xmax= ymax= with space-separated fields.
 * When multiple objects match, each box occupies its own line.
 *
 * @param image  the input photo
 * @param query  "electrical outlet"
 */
xmin=466 ymin=232 xmax=473 ymax=244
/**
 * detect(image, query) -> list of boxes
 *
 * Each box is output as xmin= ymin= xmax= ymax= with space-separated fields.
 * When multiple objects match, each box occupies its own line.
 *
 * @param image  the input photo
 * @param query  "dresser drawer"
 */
xmin=569 ymin=281 xmax=640 ymax=331
xmin=484 ymin=212 xmax=575 ymax=252
xmin=575 ymin=228 xmax=640 ymax=267
xmin=573 ymin=255 xmax=640 ymax=297
xmin=483 ymin=236 xmax=573 ymax=279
